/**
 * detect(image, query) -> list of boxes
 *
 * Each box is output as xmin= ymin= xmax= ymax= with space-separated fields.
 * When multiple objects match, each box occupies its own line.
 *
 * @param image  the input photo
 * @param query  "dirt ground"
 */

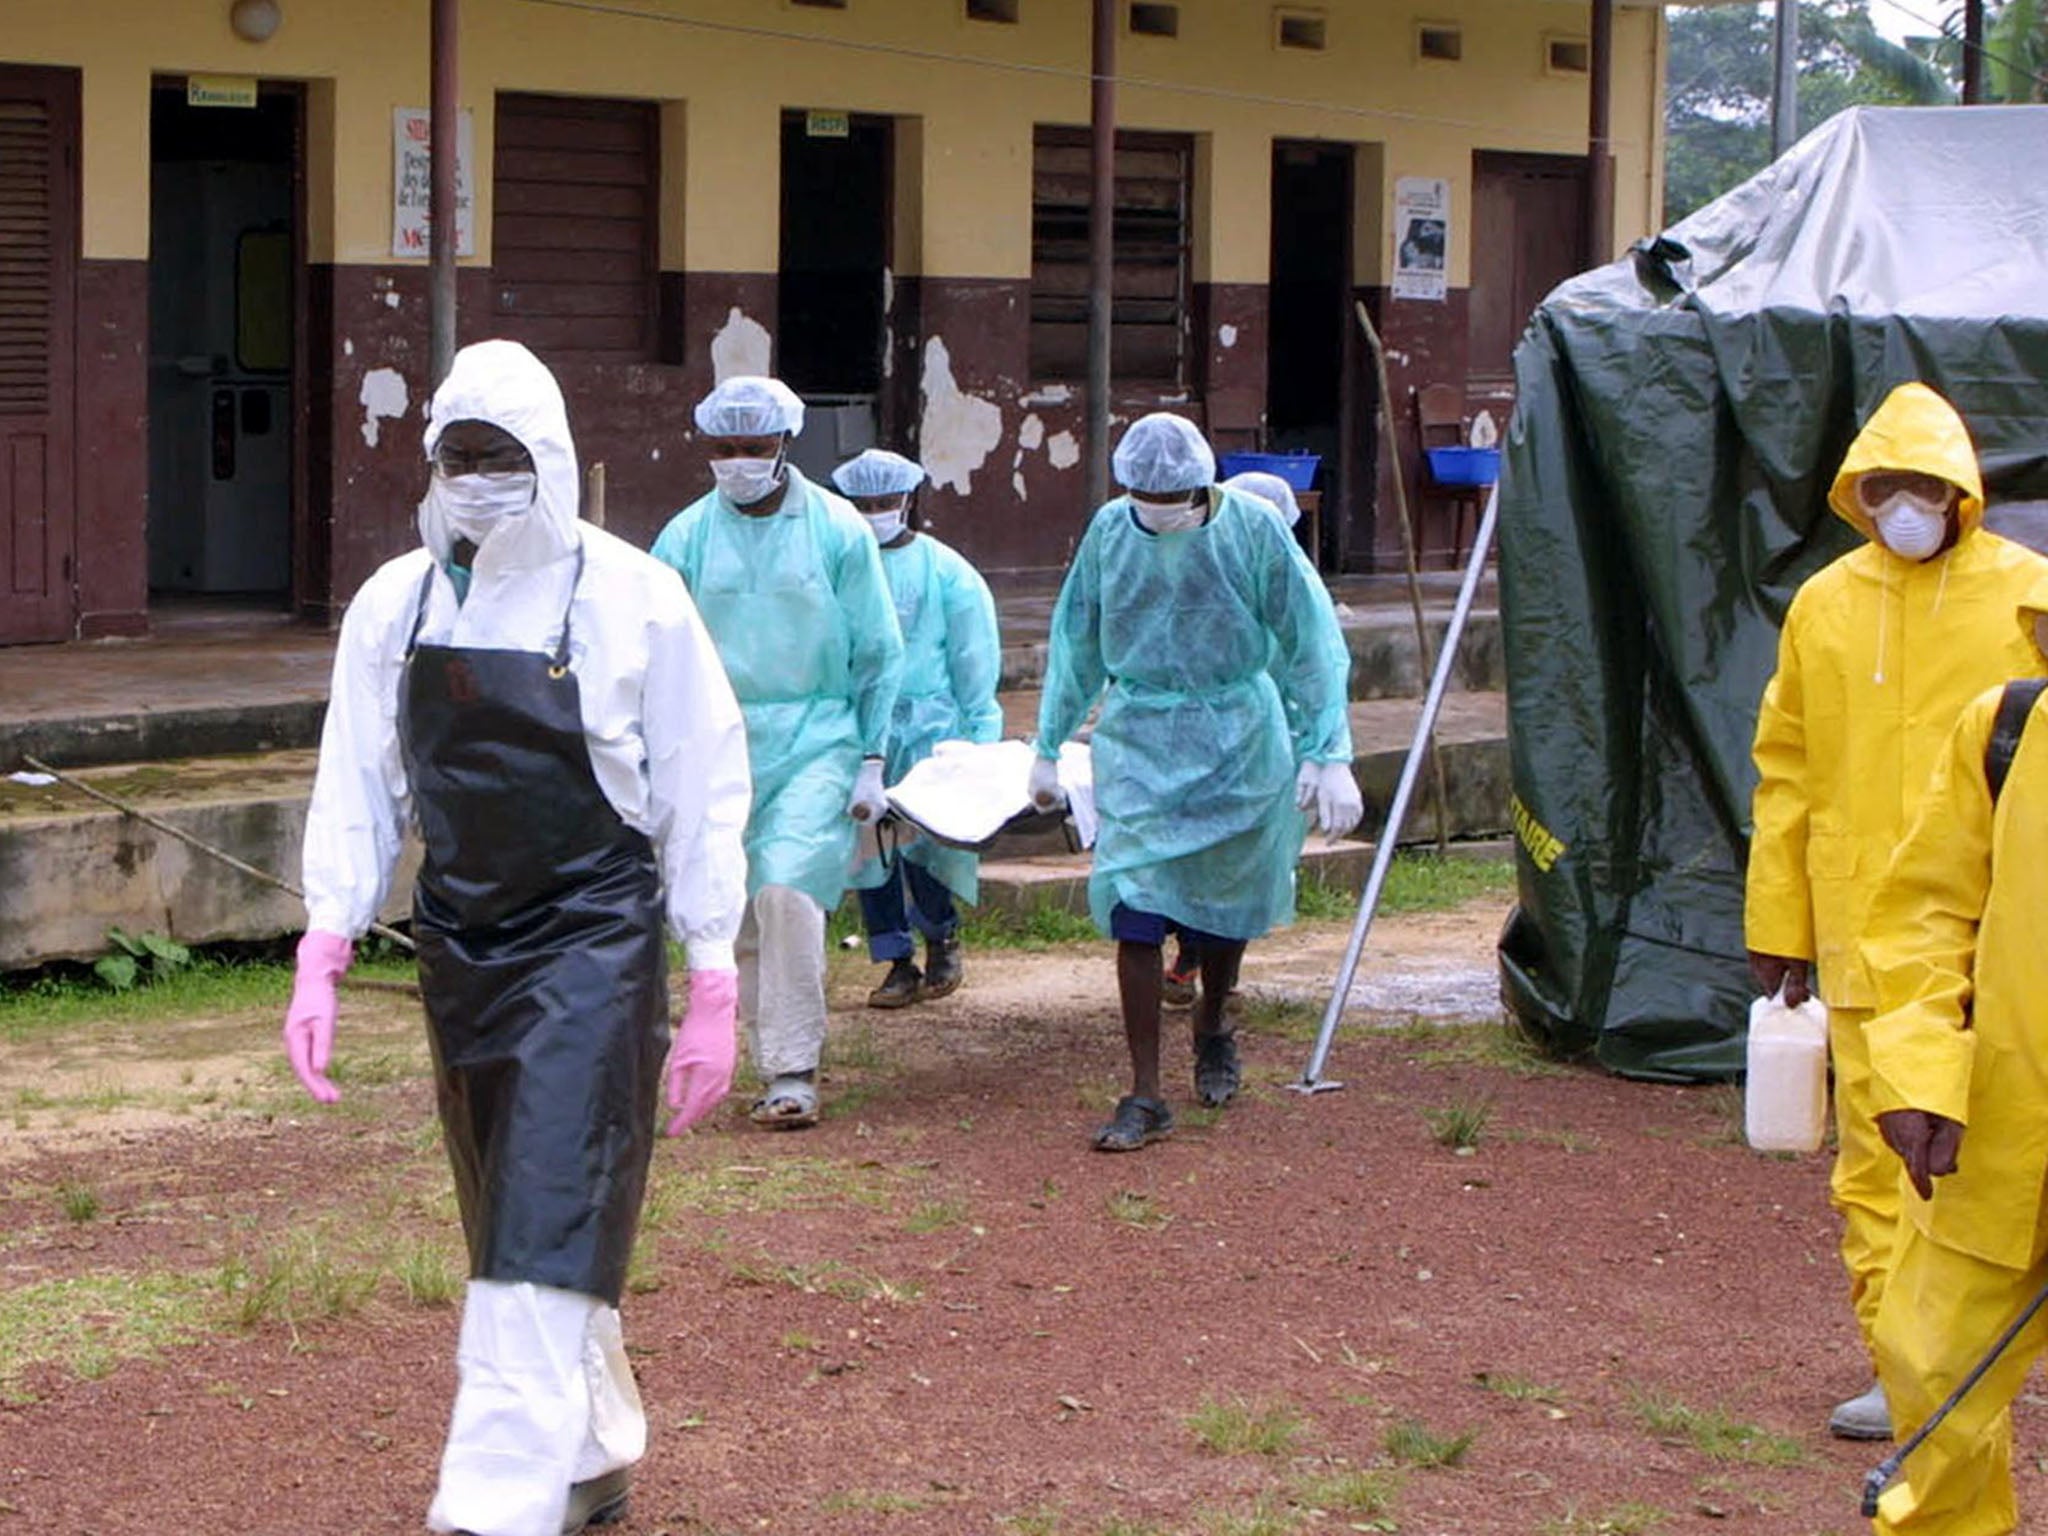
xmin=2 ymin=899 xmax=2031 ymax=1535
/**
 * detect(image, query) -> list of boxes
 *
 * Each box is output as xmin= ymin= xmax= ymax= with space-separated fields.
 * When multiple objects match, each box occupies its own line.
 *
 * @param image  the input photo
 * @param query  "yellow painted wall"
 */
xmin=6 ymin=0 xmax=1667 ymax=281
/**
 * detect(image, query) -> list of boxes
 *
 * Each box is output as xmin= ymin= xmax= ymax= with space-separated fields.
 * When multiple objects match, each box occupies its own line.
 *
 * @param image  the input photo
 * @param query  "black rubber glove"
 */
xmin=1748 ymin=951 xmax=1812 ymax=1008
xmin=1878 ymin=1109 xmax=1965 ymax=1201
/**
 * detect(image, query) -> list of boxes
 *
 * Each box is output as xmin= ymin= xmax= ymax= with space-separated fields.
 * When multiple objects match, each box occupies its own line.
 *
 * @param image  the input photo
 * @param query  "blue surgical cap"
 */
xmin=694 ymin=376 xmax=805 ymax=438
xmin=831 ymin=448 xmax=928 ymax=498
xmin=1113 ymin=412 xmax=1216 ymax=495
xmin=1222 ymin=470 xmax=1302 ymax=529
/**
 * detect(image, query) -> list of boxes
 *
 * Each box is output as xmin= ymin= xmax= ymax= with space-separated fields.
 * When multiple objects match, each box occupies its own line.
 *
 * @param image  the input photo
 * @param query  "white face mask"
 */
xmin=863 ymin=506 xmax=909 ymax=545
xmin=434 ymin=470 xmax=537 ymax=545
xmin=1131 ymin=492 xmax=1208 ymax=535
xmin=711 ymin=455 xmax=785 ymax=508
xmin=1872 ymin=493 xmax=1949 ymax=560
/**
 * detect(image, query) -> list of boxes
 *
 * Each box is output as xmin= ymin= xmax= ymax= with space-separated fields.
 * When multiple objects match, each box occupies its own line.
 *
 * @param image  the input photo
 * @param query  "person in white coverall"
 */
xmin=282 ymin=341 xmax=752 ymax=1536
xmin=651 ymin=376 xmax=904 ymax=1129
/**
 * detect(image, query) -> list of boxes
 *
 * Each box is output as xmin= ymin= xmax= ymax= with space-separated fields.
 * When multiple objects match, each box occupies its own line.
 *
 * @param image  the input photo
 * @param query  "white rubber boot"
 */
xmin=1828 ymin=1379 xmax=1891 ymax=1441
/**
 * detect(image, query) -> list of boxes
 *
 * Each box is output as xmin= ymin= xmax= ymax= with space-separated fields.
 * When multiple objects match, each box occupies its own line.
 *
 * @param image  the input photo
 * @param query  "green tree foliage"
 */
xmin=1665 ymin=0 xmax=1954 ymax=224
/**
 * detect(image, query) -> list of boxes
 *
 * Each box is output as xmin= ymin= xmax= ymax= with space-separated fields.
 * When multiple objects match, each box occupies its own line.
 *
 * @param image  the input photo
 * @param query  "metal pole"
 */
xmin=1771 ymin=0 xmax=1800 ymax=158
xmin=1084 ymin=0 xmax=1116 ymax=511
xmin=1291 ymin=484 xmax=1499 ymax=1093
xmin=1962 ymin=0 xmax=1985 ymax=103
xmin=1586 ymin=0 xmax=1615 ymax=266
xmin=429 ymin=0 xmax=460 ymax=389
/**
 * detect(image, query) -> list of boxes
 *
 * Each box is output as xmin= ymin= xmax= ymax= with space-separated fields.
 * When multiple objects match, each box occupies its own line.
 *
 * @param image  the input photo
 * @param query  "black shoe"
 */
xmin=1092 ymin=1094 xmax=1175 ymax=1152
xmin=866 ymin=957 xmax=924 ymax=1009
xmin=564 ymin=1467 xmax=631 ymax=1533
xmin=1194 ymin=1030 xmax=1242 ymax=1108
xmin=923 ymin=936 xmax=965 ymax=998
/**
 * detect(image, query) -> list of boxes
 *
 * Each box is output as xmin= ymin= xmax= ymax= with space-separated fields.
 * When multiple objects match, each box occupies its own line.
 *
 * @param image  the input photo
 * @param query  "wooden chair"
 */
xmin=1413 ymin=383 xmax=1485 ymax=564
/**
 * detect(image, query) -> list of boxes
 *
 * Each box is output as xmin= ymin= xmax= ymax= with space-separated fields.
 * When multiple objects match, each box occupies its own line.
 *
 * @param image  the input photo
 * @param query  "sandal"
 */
xmin=749 ymin=1073 xmax=820 ymax=1130
xmin=1092 ymin=1094 xmax=1174 ymax=1152
xmin=1193 ymin=1030 xmax=1242 ymax=1108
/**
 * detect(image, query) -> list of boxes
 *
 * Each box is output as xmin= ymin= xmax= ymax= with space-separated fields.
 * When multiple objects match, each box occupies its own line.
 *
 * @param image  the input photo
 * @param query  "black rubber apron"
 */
xmin=399 ymin=547 xmax=668 ymax=1307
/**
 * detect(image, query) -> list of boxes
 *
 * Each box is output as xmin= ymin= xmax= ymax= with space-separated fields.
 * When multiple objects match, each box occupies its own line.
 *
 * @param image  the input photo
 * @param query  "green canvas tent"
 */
xmin=1497 ymin=105 xmax=2048 ymax=1080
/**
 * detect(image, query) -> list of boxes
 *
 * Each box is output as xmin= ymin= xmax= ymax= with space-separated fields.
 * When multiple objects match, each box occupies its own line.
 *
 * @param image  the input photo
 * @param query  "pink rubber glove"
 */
xmin=666 ymin=968 xmax=739 ymax=1135
xmin=284 ymin=930 xmax=353 ymax=1105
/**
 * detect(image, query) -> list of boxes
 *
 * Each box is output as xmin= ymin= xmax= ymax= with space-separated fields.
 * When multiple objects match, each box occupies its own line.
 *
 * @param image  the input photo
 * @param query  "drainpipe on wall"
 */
xmin=430 ymin=0 xmax=460 ymax=389
xmin=1586 ymin=0 xmax=1614 ymax=267
xmin=1770 ymin=0 xmax=1799 ymax=157
xmin=1085 ymin=0 xmax=1116 ymax=511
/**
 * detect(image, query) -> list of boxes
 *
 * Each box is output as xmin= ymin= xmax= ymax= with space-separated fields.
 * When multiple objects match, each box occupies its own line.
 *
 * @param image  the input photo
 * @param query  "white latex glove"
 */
xmin=1296 ymin=760 xmax=1364 ymax=839
xmin=1027 ymin=753 xmax=1065 ymax=811
xmin=848 ymin=757 xmax=889 ymax=823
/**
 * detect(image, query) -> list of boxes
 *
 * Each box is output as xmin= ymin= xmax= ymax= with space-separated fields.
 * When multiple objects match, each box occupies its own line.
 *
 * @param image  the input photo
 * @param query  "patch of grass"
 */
xmin=660 ymin=1157 xmax=899 ymax=1219
xmin=1375 ymin=853 xmax=1516 ymax=915
xmin=0 ymin=950 xmax=416 ymax=1040
xmin=958 ymin=900 xmax=1100 ymax=951
xmin=1186 ymin=1395 xmax=1309 ymax=1457
xmin=1237 ymin=992 xmax=1323 ymax=1043
xmin=1104 ymin=1189 xmax=1171 ymax=1231
xmin=780 ymin=1330 xmax=817 ymax=1353
xmin=1423 ymin=1095 xmax=1492 ymax=1150
xmin=742 ymin=1257 xmax=923 ymax=1306
xmin=217 ymin=1232 xmax=380 ymax=1332
xmin=1197 ymin=1497 xmax=1302 ymax=1536
xmin=1293 ymin=1467 xmax=1401 ymax=1516
xmin=1001 ymin=1508 xmax=1065 ymax=1536
xmin=817 ymin=1488 xmax=931 ymax=1516
xmin=1537 ymin=1503 xmax=1670 ymax=1536
xmin=1383 ymin=1416 xmax=1476 ymax=1469
xmin=326 ymin=1049 xmax=420 ymax=1087
xmin=392 ymin=1238 xmax=463 ymax=1308
xmin=903 ymin=1198 xmax=970 ymax=1234
xmin=831 ymin=1023 xmax=891 ymax=1071
xmin=1473 ymin=1371 xmax=1564 ymax=1405
xmin=57 ymin=1180 xmax=101 ymax=1223
xmin=1096 ymin=1522 xmax=1171 ymax=1536
xmin=1295 ymin=873 xmax=1357 ymax=922
xmin=1627 ymin=1388 xmax=1804 ymax=1467
xmin=0 ymin=1270 xmax=214 ymax=1397
xmin=1698 ymin=1082 xmax=1746 ymax=1147
xmin=1409 ymin=1017 xmax=1568 ymax=1077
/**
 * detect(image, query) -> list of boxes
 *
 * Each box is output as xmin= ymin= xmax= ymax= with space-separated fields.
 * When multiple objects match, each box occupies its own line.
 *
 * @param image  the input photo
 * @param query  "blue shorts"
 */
xmin=1108 ymin=903 xmax=1229 ymax=950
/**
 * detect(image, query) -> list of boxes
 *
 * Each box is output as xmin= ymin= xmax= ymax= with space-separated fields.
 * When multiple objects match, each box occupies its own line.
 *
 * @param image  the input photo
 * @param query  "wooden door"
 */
xmin=1467 ymin=152 xmax=1588 ymax=386
xmin=0 ymin=66 xmax=78 ymax=644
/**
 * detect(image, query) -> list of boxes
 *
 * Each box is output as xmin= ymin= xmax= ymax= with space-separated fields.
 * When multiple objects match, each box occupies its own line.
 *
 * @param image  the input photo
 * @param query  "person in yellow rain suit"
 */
xmin=1744 ymin=382 xmax=2048 ymax=1441
xmin=1857 ymin=579 xmax=2048 ymax=1534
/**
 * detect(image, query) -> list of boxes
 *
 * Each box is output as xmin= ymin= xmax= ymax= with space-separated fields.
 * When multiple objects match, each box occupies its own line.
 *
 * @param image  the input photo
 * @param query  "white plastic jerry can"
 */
xmin=1745 ymin=989 xmax=1831 ymax=1153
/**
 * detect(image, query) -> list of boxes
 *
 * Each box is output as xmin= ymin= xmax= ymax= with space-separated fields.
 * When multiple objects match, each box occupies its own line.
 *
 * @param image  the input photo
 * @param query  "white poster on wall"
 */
xmin=393 ymin=107 xmax=476 ymax=259
xmin=1392 ymin=176 xmax=1450 ymax=302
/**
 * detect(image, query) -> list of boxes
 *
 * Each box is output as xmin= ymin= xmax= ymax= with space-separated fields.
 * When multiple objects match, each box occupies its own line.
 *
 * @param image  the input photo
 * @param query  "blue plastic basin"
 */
xmin=1219 ymin=451 xmax=1321 ymax=491
xmin=1425 ymin=446 xmax=1500 ymax=487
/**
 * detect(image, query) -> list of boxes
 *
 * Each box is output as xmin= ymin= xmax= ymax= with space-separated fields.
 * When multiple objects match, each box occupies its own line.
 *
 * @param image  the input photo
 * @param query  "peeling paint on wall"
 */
xmin=1021 ymin=384 xmax=1073 ymax=407
xmin=1012 ymin=470 xmax=1028 ymax=500
xmin=1017 ymin=413 xmax=1046 ymax=452
xmin=1046 ymin=430 xmax=1081 ymax=471
xmin=1218 ymin=324 xmax=1239 ymax=348
xmin=918 ymin=336 xmax=1004 ymax=495
xmin=359 ymin=368 xmax=409 ymax=449
xmin=343 ymin=337 xmax=355 ymax=359
xmin=711 ymin=307 xmax=772 ymax=384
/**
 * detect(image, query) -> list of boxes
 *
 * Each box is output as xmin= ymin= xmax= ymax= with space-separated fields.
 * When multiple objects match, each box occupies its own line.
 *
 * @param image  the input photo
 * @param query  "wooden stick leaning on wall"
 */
xmin=1352 ymin=301 xmax=1451 ymax=854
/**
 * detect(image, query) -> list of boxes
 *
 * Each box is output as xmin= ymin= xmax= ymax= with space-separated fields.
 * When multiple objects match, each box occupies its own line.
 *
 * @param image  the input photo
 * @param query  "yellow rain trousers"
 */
xmin=1861 ymin=597 xmax=2048 ymax=1533
xmin=1745 ymin=382 xmax=2048 ymax=1354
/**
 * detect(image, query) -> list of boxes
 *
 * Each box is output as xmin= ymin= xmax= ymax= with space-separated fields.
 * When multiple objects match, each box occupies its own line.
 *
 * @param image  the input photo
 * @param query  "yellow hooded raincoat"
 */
xmin=1858 ymin=581 xmax=2048 ymax=1535
xmin=1744 ymin=382 xmax=2048 ymax=1349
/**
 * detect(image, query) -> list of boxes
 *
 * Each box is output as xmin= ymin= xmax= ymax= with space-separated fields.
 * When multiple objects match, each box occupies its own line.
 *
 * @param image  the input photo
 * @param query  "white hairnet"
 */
xmin=1112 ymin=412 xmax=1216 ymax=494
xmin=1222 ymin=470 xmax=1302 ymax=529
xmin=832 ymin=448 xmax=928 ymax=498
xmin=419 ymin=339 xmax=578 ymax=568
xmin=694 ymin=376 xmax=805 ymax=438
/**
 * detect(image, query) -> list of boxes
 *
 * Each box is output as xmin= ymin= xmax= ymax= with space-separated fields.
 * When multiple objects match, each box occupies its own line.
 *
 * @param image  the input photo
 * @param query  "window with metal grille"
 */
xmin=0 ymin=98 xmax=54 ymax=414
xmin=1029 ymin=126 xmax=1191 ymax=385
xmin=491 ymin=93 xmax=658 ymax=360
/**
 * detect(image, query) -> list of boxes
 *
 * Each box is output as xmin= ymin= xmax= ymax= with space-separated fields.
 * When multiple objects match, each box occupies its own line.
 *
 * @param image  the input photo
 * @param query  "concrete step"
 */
xmin=0 ymin=690 xmax=1507 ymax=972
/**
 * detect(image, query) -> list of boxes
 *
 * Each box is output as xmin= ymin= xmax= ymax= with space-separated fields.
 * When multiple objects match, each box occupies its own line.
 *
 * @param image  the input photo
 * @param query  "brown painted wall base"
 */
xmin=75 ymin=259 xmax=149 ymax=640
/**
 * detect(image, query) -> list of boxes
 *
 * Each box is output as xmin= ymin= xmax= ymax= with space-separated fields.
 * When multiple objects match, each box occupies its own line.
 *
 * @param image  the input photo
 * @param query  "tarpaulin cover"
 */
xmin=1496 ymin=106 xmax=2048 ymax=1080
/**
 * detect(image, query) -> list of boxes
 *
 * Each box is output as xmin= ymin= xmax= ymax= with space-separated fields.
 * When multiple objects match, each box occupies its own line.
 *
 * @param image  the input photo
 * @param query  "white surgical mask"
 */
xmin=1872 ymin=493 xmax=1949 ymax=560
xmin=712 ymin=456 xmax=784 ymax=508
xmin=863 ymin=507 xmax=909 ymax=545
xmin=1131 ymin=492 xmax=1208 ymax=535
xmin=434 ymin=470 xmax=537 ymax=544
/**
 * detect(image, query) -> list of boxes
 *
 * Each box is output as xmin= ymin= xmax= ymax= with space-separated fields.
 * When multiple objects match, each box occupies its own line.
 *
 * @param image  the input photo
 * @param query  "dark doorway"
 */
xmin=0 ymin=66 xmax=80 ymax=645
xmin=1468 ymin=151 xmax=1588 ymax=386
xmin=148 ymin=83 xmax=300 ymax=604
xmin=778 ymin=110 xmax=891 ymax=481
xmin=1267 ymin=140 xmax=1356 ymax=571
